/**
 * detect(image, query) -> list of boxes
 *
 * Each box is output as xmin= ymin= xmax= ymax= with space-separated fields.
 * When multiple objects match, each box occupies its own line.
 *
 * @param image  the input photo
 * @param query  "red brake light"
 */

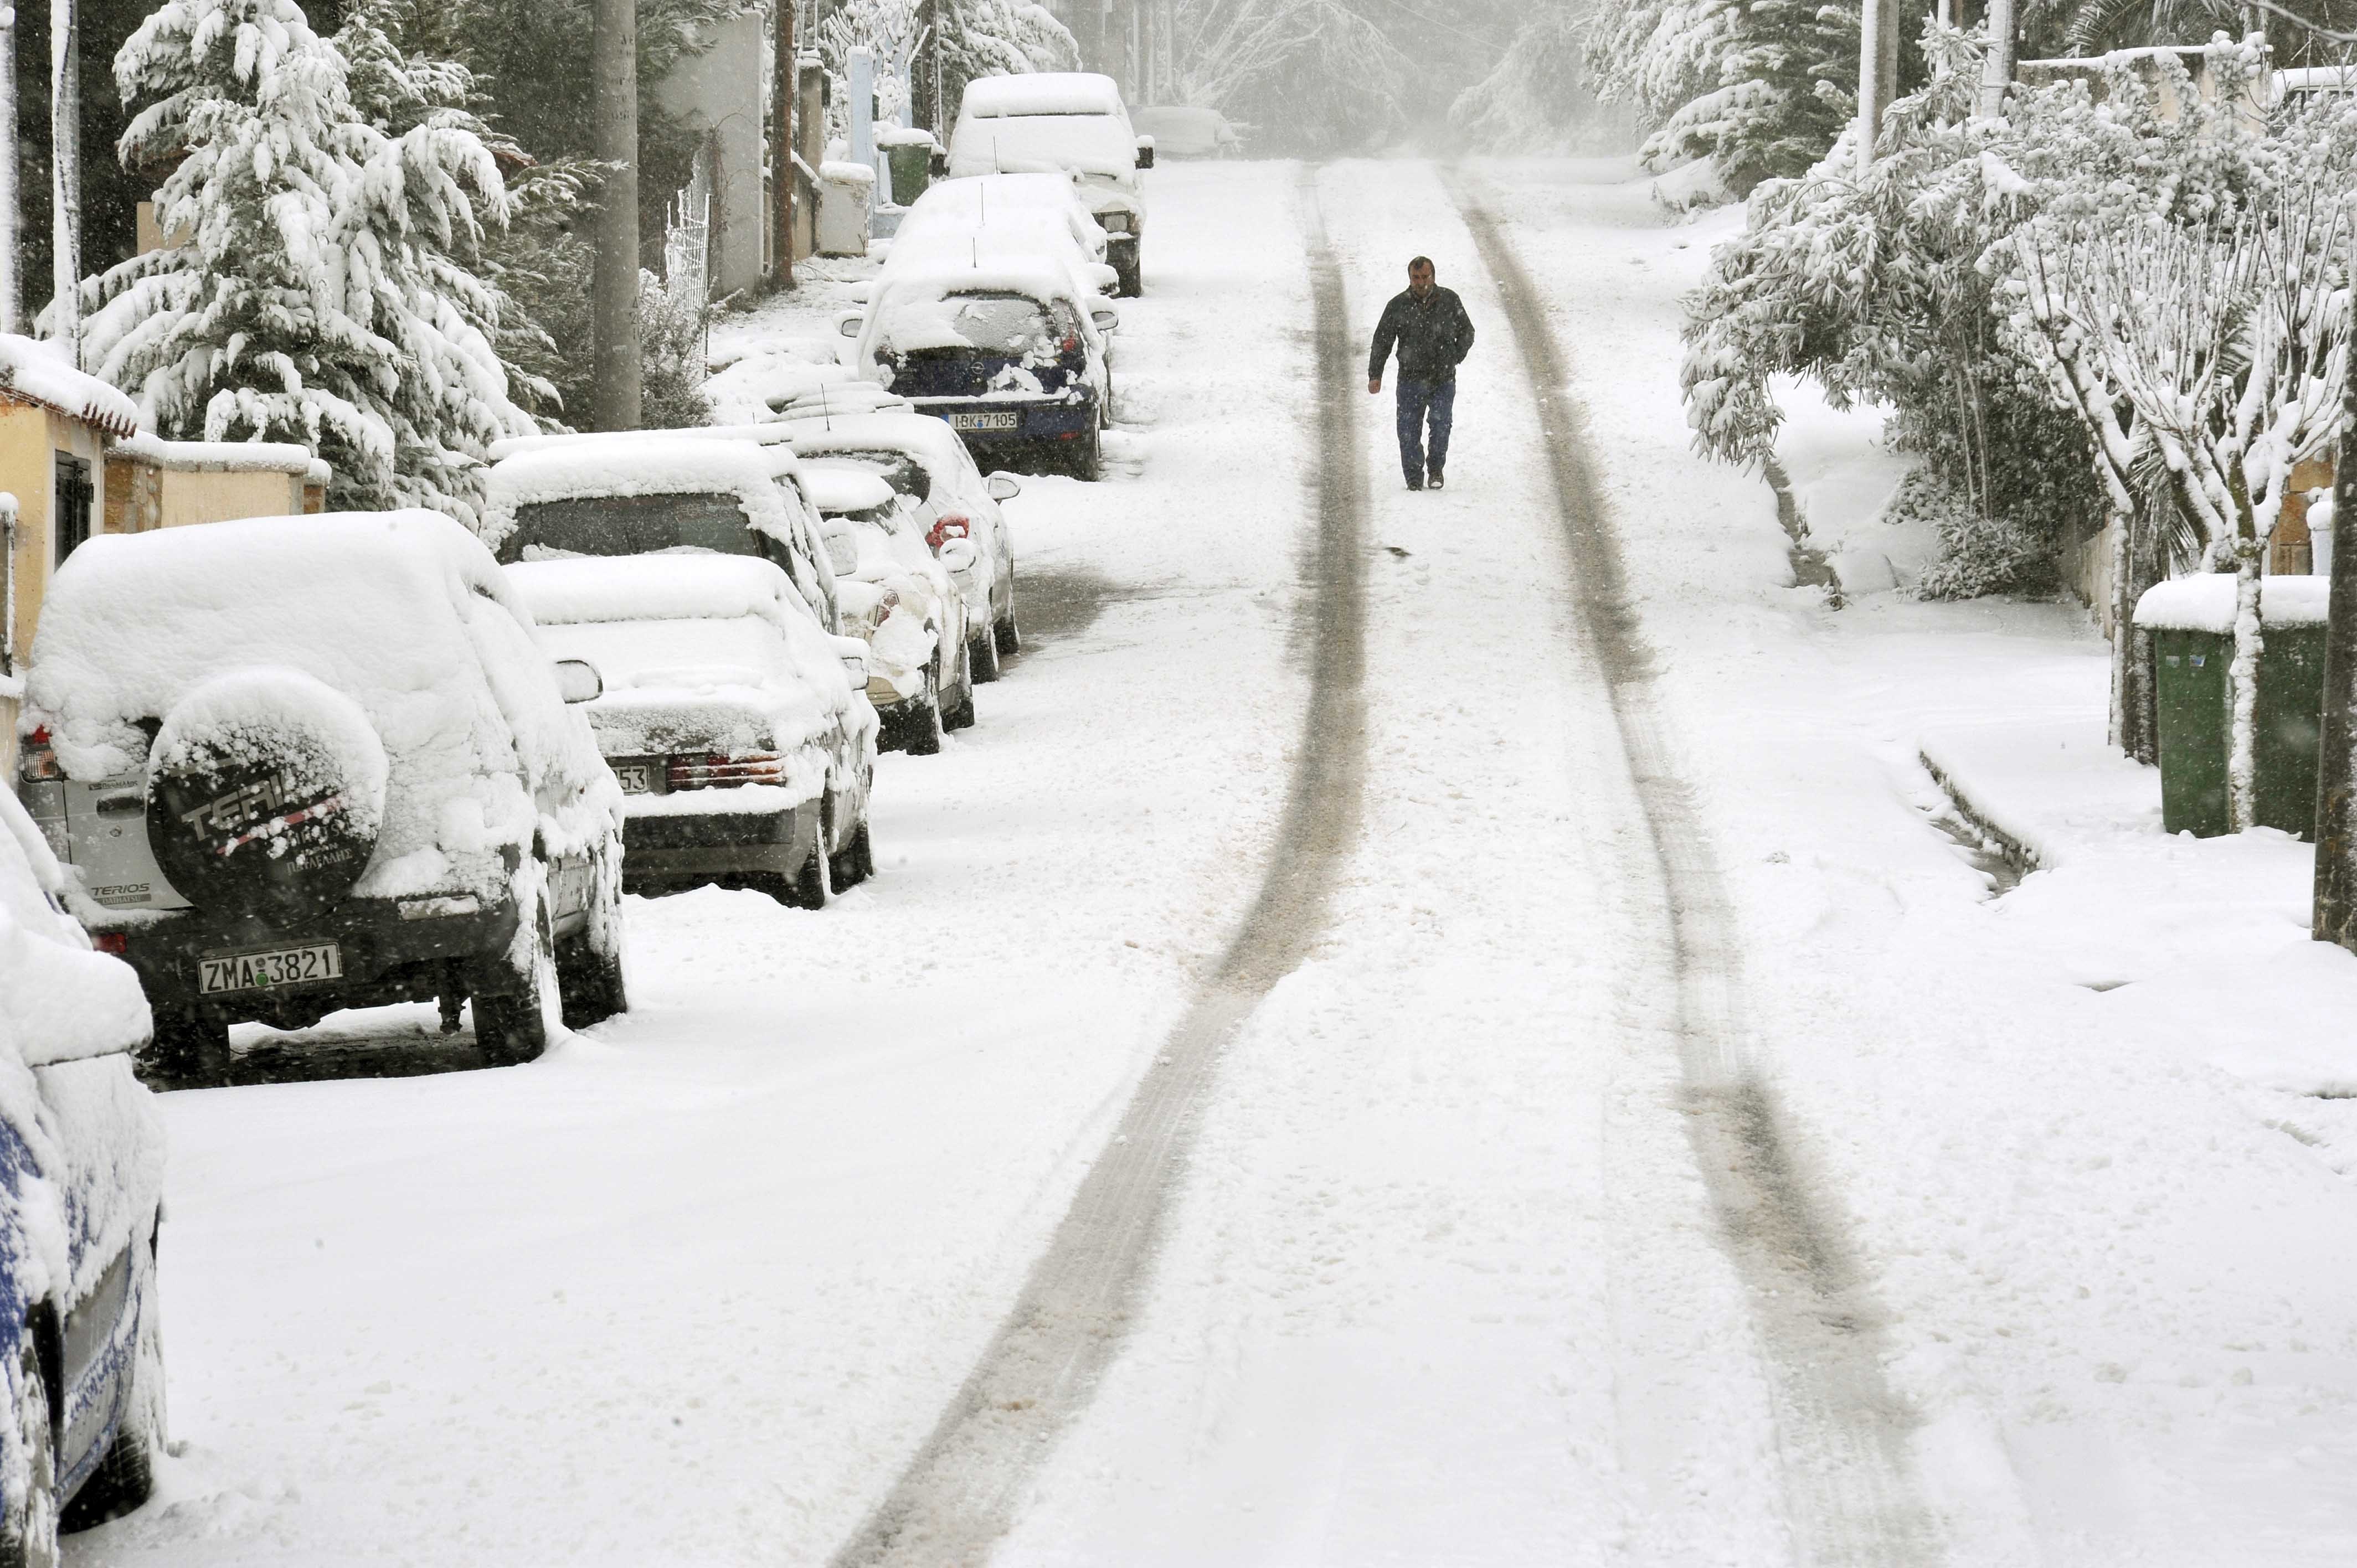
xmin=926 ymin=514 xmax=971 ymax=550
xmin=93 ymin=932 xmax=127 ymax=956
xmin=18 ymin=725 xmax=59 ymax=782
xmin=666 ymin=752 xmax=786 ymax=791
xmin=1060 ymin=334 xmax=1080 ymax=355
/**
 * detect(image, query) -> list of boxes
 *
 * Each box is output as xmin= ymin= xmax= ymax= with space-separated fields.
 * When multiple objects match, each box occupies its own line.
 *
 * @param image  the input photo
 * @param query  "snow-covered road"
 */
xmin=67 ymin=156 xmax=2357 ymax=1568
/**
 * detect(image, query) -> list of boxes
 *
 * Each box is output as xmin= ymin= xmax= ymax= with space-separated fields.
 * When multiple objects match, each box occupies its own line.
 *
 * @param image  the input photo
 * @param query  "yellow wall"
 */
xmin=158 ymin=467 xmax=304 ymax=529
xmin=2 ymin=400 xmax=109 ymax=789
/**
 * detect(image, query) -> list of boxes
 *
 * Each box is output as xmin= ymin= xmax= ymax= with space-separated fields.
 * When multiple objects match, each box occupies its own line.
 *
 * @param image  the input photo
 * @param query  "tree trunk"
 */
xmin=773 ymin=0 xmax=795 ymax=290
xmin=2110 ymin=494 xmax=2164 ymax=765
xmin=1979 ymin=0 xmax=2015 ymax=120
xmin=590 ymin=0 xmax=641 ymax=431
xmin=2314 ymin=357 xmax=2357 ymax=947
xmin=0 ymin=6 xmax=18 ymax=335
xmin=49 ymin=0 xmax=77 ymax=360
xmin=1856 ymin=0 xmax=1898 ymax=171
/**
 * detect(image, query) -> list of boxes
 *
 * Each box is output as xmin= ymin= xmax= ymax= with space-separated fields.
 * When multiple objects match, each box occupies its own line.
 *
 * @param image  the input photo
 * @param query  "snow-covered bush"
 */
xmin=1163 ymin=0 xmax=1412 ymax=152
xmin=637 ymin=270 xmax=714 ymax=431
xmin=1899 ymin=470 xmax=2058 ymax=601
xmin=81 ymin=0 xmax=537 ymax=523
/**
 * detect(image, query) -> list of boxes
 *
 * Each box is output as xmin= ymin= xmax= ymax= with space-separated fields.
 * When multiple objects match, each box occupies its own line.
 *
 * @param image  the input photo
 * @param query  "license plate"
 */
xmin=199 ymin=942 xmax=343 ymax=996
xmin=949 ymin=411 xmax=1020 ymax=432
xmin=612 ymin=760 xmax=657 ymax=795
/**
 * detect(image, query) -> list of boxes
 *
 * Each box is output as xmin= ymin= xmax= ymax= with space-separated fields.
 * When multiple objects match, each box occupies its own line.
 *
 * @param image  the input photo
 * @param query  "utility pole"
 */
xmin=773 ymin=0 xmax=795 ymax=290
xmin=591 ymin=0 xmax=642 ymax=429
xmin=1855 ymin=0 xmax=1897 ymax=171
xmin=0 ymin=3 xmax=19 ymax=334
xmin=50 ymin=0 xmax=79 ymax=361
xmin=2313 ymin=277 xmax=2357 ymax=951
xmin=1979 ymin=0 xmax=2017 ymax=120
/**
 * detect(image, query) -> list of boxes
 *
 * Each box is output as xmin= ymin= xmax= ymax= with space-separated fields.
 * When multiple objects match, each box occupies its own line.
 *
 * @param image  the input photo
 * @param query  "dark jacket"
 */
xmin=1368 ymin=286 xmax=1475 ymax=384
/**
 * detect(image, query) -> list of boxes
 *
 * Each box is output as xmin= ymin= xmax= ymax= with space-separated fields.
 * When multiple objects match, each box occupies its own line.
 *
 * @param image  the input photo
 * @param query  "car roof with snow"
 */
xmin=959 ymin=73 xmax=1128 ymax=121
xmin=947 ymin=115 xmax=1140 ymax=183
xmin=481 ymin=437 xmax=799 ymax=556
xmin=775 ymin=411 xmax=985 ymax=485
xmin=800 ymin=464 xmax=898 ymax=515
xmin=870 ymin=257 xmax=1092 ymax=313
xmin=485 ymin=425 xmax=802 ymax=466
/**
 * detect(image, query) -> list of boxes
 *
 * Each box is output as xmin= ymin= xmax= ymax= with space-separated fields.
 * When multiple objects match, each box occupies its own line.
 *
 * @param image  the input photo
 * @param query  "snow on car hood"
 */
xmin=23 ymin=511 xmax=621 ymax=901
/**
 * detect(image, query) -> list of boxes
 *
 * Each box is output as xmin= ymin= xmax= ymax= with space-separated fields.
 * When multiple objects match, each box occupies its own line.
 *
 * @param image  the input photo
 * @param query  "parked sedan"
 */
xmin=804 ymin=463 xmax=977 ymax=754
xmin=0 ymin=786 xmax=167 ymax=1560
xmin=507 ymin=555 xmax=879 ymax=907
xmin=843 ymin=262 xmax=1120 ymax=479
xmin=777 ymin=411 xmax=1026 ymax=679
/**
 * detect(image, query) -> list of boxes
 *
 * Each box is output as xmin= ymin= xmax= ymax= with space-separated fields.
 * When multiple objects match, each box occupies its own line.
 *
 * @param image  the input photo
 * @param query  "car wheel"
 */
xmin=61 ymin=1249 xmax=161 ymax=1532
xmin=969 ymin=626 xmax=1001 ymax=684
xmin=142 ymin=1008 xmax=230 ymax=1084
xmin=1115 ymin=260 xmax=1141 ymax=297
xmin=784 ymin=806 xmax=833 ymax=910
xmin=1072 ymin=426 xmax=1103 ymax=482
xmin=905 ymin=663 xmax=945 ymax=757
xmin=471 ymin=896 xmax=560 ymax=1066
xmin=556 ymin=933 xmax=626 ymax=1030
xmin=943 ymin=649 xmax=977 ymax=730
xmin=996 ymin=602 xmax=1021 ymax=658
xmin=833 ymin=814 xmax=875 ymax=889
xmin=4 ymin=1345 xmax=58 ymax=1568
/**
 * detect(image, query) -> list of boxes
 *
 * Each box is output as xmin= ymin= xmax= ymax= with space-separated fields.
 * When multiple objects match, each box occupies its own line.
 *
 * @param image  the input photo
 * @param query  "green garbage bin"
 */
xmin=2134 ymin=575 xmax=2333 ymax=838
xmin=884 ymin=141 xmax=932 ymax=207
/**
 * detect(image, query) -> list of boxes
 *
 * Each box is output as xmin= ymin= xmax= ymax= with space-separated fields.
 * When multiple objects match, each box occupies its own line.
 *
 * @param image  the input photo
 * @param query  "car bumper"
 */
xmin=908 ymin=393 xmax=1097 ymax=443
xmin=622 ymin=805 xmax=818 ymax=890
xmin=114 ymin=896 xmax=523 ymax=1020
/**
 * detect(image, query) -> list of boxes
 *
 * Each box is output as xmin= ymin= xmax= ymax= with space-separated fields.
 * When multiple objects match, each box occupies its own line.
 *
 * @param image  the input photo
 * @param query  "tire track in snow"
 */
xmin=1443 ymin=168 xmax=1945 ymax=1567
xmin=825 ymin=164 xmax=1368 ymax=1568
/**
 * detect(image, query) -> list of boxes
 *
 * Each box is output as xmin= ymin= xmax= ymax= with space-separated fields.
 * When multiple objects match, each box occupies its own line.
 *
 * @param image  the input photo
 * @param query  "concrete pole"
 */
xmin=1979 ymin=0 xmax=2016 ymax=120
xmin=0 ymin=4 xmax=19 ymax=334
xmin=773 ymin=0 xmax=795 ymax=289
xmin=1856 ymin=0 xmax=1900 ymax=171
xmin=850 ymin=47 xmax=877 ymax=202
xmin=591 ymin=0 xmax=642 ymax=429
xmin=50 ymin=0 xmax=78 ymax=360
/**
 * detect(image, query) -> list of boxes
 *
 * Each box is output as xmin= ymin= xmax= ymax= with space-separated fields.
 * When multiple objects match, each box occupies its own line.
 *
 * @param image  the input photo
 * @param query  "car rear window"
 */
xmin=882 ymin=292 xmax=1060 ymax=358
xmin=802 ymin=449 xmax=932 ymax=503
xmin=508 ymin=493 xmax=757 ymax=561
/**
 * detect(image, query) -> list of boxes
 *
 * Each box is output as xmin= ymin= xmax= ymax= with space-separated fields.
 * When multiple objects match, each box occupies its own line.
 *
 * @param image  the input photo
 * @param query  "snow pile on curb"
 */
xmin=2133 ymin=572 xmax=2332 ymax=632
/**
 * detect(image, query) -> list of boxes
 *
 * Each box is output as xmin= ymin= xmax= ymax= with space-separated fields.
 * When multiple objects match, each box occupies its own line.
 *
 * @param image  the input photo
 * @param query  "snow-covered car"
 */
xmin=17 ymin=512 xmax=628 ymax=1075
xmin=482 ymin=432 xmax=843 ymax=636
xmin=841 ymin=262 xmax=1120 ymax=479
xmin=776 ymin=410 xmax=1026 ymax=679
xmin=948 ymin=72 xmax=1150 ymax=296
xmin=803 ymin=463 xmax=976 ymax=753
xmin=766 ymin=381 xmax=913 ymax=423
xmin=890 ymin=176 xmax=1121 ymax=301
xmin=507 ymin=556 xmax=879 ymax=907
xmin=0 ymin=787 xmax=167 ymax=1559
xmin=1133 ymin=105 xmax=1244 ymax=159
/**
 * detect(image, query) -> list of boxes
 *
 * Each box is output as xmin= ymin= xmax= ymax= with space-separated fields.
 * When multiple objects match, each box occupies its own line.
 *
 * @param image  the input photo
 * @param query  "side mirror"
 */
xmin=938 ymin=538 xmax=979 ymax=573
xmin=1091 ymin=307 xmax=1119 ymax=333
xmin=837 ymin=313 xmax=864 ymax=339
xmin=553 ymin=659 xmax=603 ymax=704
xmin=985 ymin=473 xmax=1021 ymax=502
xmin=1135 ymin=136 xmax=1155 ymax=170
xmin=831 ymin=635 xmax=871 ymax=688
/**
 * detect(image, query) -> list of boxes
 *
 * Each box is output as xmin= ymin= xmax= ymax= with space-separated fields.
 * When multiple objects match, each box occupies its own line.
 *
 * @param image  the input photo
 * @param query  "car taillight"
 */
xmin=927 ymin=515 xmax=971 ymax=550
xmin=93 ymin=932 xmax=128 ymax=956
xmin=17 ymin=725 xmax=59 ymax=782
xmin=667 ymin=752 xmax=785 ymax=791
xmin=1060 ymin=334 xmax=1080 ymax=355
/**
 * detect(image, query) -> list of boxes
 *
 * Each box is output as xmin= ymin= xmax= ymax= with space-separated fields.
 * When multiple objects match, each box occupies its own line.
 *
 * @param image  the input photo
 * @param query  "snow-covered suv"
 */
xmin=948 ymin=73 xmax=1151 ymax=295
xmin=17 ymin=512 xmax=628 ymax=1077
xmin=0 ymin=787 xmax=168 ymax=1558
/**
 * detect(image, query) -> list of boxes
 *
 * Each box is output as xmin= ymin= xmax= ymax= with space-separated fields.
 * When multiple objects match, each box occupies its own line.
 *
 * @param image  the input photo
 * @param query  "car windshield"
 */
xmin=508 ymin=493 xmax=756 ymax=561
xmin=881 ymin=292 xmax=1058 ymax=359
xmin=800 ymin=448 xmax=932 ymax=502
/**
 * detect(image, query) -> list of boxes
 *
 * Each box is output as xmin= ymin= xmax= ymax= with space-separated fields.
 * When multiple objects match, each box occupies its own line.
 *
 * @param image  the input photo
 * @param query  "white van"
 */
xmin=947 ymin=72 xmax=1152 ymax=296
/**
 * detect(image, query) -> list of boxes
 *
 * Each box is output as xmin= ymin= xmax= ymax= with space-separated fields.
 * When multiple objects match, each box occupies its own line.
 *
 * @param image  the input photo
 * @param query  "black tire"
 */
xmin=783 ymin=807 xmax=833 ymax=910
xmin=142 ymin=1008 xmax=230 ymax=1084
xmin=832 ymin=816 xmax=874 ymax=889
xmin=556 ymin=936 xmax=626 ymax=1030
xmin=470 ymin=899 xmax=558 ymax=1065
xmin=1072 ymin=426 xmax=1103 ymax=482
xmin=943 ymin=651 xmax=977 ymax=730
xmin=1115 ymin=259 xmax=1142 ymax=297
xmin=904 ymin=664 xmax=945 ymax=757
xmin=4 ymin=1345 xmax=57 ymax=1568
xmin=969 ymin=626 xmax=1002 ymax=684
xmin=61 ymin=1266 xmax=159 ymax=1533
xmin=996 ymin=603 xmax=1021 ymax=658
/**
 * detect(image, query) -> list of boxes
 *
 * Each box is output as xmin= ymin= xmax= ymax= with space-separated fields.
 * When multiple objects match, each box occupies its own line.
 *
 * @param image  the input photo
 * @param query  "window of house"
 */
xmin=53 ymin=454 xmax=92 ymax=566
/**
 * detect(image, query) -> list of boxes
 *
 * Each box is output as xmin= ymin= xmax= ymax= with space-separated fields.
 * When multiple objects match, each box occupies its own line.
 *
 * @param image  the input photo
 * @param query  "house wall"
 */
xmin=1 ymin=401 xmax=109 ymax=788
xmin=157 ymin=468 xmax=305 ymax=529
xmin=656 ymin=9 xmax=768 ymax=300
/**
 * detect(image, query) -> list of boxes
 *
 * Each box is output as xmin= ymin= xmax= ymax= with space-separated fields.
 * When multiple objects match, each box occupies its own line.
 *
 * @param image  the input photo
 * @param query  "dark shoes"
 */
xmin=1427 ymin=470 xmax=1445 ymax=490
xmin=1406 ymin=477 xmax=1423 ymax=491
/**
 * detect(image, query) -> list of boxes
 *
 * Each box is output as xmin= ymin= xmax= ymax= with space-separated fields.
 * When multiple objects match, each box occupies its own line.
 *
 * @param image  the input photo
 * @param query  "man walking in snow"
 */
xmin=1367 ymin=256 xmax=1475 ymax=491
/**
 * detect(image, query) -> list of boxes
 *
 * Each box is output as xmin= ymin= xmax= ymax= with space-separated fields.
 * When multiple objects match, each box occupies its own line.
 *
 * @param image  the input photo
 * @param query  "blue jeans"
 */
xmin=1396 ymin=377 xmax=1455 ymax=485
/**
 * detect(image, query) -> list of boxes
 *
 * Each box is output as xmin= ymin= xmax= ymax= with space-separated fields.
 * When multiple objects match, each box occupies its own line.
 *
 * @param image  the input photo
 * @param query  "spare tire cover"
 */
xmin=147 ymin=668 xmax=390 ymax=916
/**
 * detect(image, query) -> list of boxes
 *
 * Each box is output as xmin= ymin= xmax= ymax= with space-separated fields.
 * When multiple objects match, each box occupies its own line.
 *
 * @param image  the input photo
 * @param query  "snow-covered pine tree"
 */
xmin=1640 ymin=0 xmax=1860 ymax=190
xmin=1449 ymin=4 xmax=1603 ymax=153
xmin=83 ymin=0 xmax=535 ymax=523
